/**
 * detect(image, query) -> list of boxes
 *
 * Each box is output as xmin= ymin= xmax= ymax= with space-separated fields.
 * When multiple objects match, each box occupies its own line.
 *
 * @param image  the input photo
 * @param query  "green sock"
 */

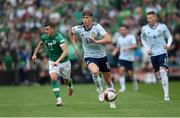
xmin=51 ymin=80 xmax=61 ymax=99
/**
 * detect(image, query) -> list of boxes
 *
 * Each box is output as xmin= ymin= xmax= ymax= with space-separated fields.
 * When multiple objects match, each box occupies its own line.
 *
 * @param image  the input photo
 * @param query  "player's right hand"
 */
xmin=32 ymin=55 xmax=37 ymax=62
xmin=147 ymin=49 xmax=152 ymax=55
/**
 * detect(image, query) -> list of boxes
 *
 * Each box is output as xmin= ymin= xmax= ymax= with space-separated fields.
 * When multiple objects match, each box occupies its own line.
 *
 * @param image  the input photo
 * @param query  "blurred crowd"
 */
xmin=0 ymin=0 xmax=180 ymax=85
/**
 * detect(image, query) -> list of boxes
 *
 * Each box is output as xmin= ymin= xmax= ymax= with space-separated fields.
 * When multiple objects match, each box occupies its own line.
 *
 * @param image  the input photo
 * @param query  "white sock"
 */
xmin=132 ymin=77 xmax=138 ymax=90
xmin=160 ymin=70 xmax=169 ymax=97
xmin=119 ymin=76 xmax=125 ymax=90
xmin=92 ymin=74 xmax=103 ymax=94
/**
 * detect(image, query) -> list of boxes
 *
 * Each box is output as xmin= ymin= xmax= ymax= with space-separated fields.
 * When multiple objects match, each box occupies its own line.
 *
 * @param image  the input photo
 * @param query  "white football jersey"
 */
xmin=116 ymin=34 xmax=136 ymax=61
xmin=141 ymin=23 xmax=172 ymax=56
xmin=72 ymin=22 xmax=107 ymax=58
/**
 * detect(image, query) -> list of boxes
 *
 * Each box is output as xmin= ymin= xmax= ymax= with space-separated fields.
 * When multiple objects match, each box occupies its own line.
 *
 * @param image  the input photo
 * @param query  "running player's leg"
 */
xmin=127 ymin=70 xmax=138 ymax=91
xmin=85 ymin=58 xmax=103 ymax=94
xmin=49 ymin=60 xmax=63 ymax=106
xmin=127 ymin=61 xmax=138 ymax=91
xmin=118 ymin=67 xmax=126 ymax=92
xmin=158 ymin=54 xmax=169 ymax=101
xmin=59 ymin=60 xmax=73 ymax=96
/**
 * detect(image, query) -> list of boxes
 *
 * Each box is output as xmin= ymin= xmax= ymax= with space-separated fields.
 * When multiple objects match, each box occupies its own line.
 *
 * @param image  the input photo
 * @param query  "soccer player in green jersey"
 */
xmin=32 ymin=21 xmax=73 ymax=106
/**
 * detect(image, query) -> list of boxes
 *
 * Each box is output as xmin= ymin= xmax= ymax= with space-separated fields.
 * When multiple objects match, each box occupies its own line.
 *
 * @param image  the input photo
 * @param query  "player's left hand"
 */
xmin=88 ymin=36 xmax=96 ymax=43
xmin=52 ymin=61 xmax=59 ymax=66
xmin=164 ymin=45 xmax=170 ymax=50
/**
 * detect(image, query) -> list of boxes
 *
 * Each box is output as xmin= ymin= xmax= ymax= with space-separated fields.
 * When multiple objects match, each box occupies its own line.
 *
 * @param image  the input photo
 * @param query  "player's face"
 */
xmin=119 ymin=27 xmax=128 ymax=37
xmin=44 ymin=26 xmax=54 ymax=36
xmin=147 ymin=14 xmax=157 ymax=26
xmin=82 ymin=15 xmax=92 ymax=27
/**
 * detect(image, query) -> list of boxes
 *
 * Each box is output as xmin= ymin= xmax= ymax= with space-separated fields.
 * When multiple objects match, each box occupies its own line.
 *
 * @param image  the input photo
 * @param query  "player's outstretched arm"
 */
xmin=93 ymin=33 xmax=111 ymax=44
xmin=53 ymin=42 xmax=68 ymax=66
xmin=68 ymin=29 xmax=78 ymax=57
xmin=32 ymin=41 xmax=43 ymax=62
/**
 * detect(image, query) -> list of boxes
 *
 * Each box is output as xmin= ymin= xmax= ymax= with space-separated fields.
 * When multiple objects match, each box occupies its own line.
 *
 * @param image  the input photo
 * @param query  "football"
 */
xmin=104 ymin=88 xmax=117 ymax=102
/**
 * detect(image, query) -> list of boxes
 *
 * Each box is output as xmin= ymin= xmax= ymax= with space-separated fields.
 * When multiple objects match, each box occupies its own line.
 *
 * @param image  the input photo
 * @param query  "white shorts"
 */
xmin=49 ymin=60 xmax=71 ymax=79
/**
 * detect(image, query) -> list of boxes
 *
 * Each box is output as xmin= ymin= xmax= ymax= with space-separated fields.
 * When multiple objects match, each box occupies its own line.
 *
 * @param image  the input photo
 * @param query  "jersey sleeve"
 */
xmin=40 ymin=34 xmax=46 ymax=42
xmin=56 ymin=33 xmax=66 ymax=46
xmin=163 ymin=24 xmax=173 ymax=46
xmin=72 ymin=25 xmax=81 ymax=34
xmin=97 ymin=24 xmax=107 ymax=35
xmin=140 ymin=26 xmax=150 ymax=50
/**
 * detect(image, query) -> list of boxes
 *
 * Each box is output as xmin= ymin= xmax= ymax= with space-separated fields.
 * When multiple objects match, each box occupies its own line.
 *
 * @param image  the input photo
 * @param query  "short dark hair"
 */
xmin=121 ymin=24 xmax=129 ymax=29
xmin=82 ymin=10 xmax=93 ymax=17
xmin=147 ymin=11 xmax=156 ymax=15
xmin=44 ymin=21 xmax=55 ymax=28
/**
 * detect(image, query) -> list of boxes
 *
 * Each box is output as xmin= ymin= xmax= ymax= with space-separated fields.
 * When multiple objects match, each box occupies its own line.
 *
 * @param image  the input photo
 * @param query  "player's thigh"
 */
xmin=84 ymin=57 xmax=99 ymax=74
xmin=49 ymin=60 xmax=60 ymax=80
xmin=98 ymin=56 xmax=111 ymax=72
xmin=59 ymin=60 xmax=71 ymax=79
xmin=158 ymin=53 xmax=168 ymax=70
xmin=150 ymin=56 xmax=159 ymax=72
xmin=88 ymin=63 xmax=99 ymax=74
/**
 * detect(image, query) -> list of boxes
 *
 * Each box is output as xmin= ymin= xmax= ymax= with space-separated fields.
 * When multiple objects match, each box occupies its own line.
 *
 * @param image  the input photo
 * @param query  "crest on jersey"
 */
xmin=52 ymin=40 xmax=57 ymax=44
xmin=90 ymin=32 xmax=96 ymax=37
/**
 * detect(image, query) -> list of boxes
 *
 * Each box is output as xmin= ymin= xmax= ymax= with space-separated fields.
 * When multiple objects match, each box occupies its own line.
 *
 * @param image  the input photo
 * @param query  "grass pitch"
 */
xmin=0 ymin=81 xmax=180 ymax=117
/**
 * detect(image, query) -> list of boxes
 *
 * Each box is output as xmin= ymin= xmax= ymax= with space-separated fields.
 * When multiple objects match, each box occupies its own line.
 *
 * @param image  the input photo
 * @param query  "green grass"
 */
xmin=0 ymin=82 xmax=180 ymax=117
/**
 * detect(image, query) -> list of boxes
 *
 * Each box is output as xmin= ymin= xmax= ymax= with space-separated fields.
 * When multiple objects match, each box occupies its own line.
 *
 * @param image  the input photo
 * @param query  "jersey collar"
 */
xmin=149 ymin=22 xmax=158 ymax=29
xmin=83 ymin=25 xmax=93 ymax=31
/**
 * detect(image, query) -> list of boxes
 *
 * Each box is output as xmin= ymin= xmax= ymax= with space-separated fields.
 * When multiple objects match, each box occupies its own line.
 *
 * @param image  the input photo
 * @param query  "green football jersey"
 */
xmin=40 ymin=32 xmax=68 ymax=63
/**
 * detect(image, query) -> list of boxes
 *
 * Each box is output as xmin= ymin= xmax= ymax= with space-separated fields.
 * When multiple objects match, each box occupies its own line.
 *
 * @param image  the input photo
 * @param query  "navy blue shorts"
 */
xmin=84 ymin=56 xmax=111 ymax=72
xmin=118 ymin=59 xmax=133 ymax=70
xmin=150 ymin=53 xmax=168 ymax=72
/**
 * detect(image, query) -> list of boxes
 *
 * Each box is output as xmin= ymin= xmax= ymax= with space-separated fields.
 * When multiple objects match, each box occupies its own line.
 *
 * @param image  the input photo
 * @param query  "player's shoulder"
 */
xmin=158 ymin=22 xmax=167 ymax=28
xmin=128 ymin=34 xmax=135 ymax=38
xmin=40 ymin=33 xmax=48 ymax=39
xmin=141 ymin=24 xmax=149 ymax=30
xmin=92 ymin=22 xmax=99 ymax=26
xmin=74 ymin=24 xmax=84 ymax=29
xmin=55 ymin=32 xmax=63 ymax=37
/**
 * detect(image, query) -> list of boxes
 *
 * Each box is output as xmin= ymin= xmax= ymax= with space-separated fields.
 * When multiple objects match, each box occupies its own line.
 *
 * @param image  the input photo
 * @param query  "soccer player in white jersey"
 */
xmin=112 ymin=25 xmax=138 ymax=92
xmin=141 ymin=11 xmax=173 ymax=101
xmin=69 ymin=10 xmax=116 ymax=108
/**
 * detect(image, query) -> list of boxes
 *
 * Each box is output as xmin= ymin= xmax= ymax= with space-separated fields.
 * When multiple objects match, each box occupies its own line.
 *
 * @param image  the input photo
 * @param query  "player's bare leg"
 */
xmin=88 ymin=63 xmax=104 ymax=102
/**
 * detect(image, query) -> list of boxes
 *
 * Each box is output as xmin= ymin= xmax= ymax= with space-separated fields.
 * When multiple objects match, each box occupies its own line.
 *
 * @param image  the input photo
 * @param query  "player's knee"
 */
xmin=160 ymin=67 xmax=167 ymax=73
xmin=50 ymin=73 xmax=58 ymax=80
xmin=159 ymin=67 xmax=168 ymax=79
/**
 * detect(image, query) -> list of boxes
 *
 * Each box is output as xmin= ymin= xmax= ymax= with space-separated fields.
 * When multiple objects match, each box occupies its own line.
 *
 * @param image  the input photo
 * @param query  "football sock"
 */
xmin=92 ymin=74 xmax=103 ymax=94
xmin=132 ymin=77 xmax=138 ymax=90
xmin=67 ymin=78 xmax=73 ymax=88
xmin=51 ymin=80 xmax=61 ymax=99
xmin=119 ymin=76 xmax=125 ymax=90
xmin=160 ymin=70 xmax=169 ymax=97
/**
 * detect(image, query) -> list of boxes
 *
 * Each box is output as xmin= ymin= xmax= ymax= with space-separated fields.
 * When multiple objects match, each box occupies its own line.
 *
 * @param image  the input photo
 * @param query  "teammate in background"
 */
xmin=32 ymin=21 xmax=73 ymax=106
xmin=112 ymin=25 xmax=138 ymax=92
xmin=141 ymin=11 xmax=173 ymax=101
xmin=69 ymin=10 xmax=116 ymax=109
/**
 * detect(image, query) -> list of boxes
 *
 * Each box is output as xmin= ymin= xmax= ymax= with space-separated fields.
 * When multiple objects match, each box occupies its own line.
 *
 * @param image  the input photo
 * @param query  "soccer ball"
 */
xmin=103 ymin=88 xmax=117 ymax=102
